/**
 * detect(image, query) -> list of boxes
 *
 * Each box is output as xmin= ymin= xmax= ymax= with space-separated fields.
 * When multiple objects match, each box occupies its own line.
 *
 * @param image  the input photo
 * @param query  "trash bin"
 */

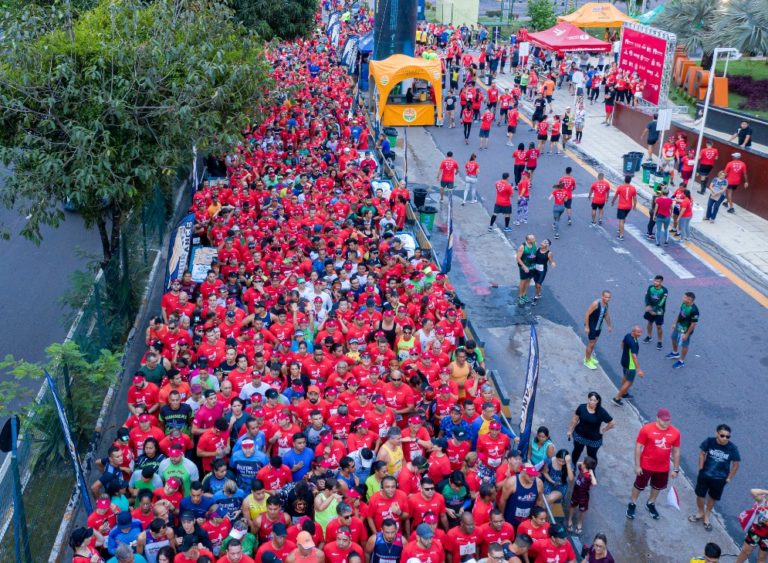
xmin=413 ymin=186 xmax=428 ymax=208
xmin=418 ymin=205 xmax=438 ymax=232
xmin=383 ymin=127 xmax=398 ymax=148
xmin=650 ymin=169 xmax=665 ymax=190
xmin=641 ymin=162 xmax=656 ymax=184
xmin=622 ymin=152 xmax=643 ymax=175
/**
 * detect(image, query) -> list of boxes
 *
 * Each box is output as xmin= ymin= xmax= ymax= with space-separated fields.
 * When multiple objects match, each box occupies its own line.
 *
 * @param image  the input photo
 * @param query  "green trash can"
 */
xmin=641 ymin=162 xmax=656 ymax=184
xmin=383 ymin=127 xmax=398 ymax=148
xmin=418 ymin=205 xmax=438 ymax=232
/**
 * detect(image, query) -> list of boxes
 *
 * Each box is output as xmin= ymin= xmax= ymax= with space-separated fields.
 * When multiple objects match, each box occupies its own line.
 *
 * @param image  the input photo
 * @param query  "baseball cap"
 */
xmin=423 ymin=511 xmax=438 ymax=524
xmin=117 ymin=511 xmax=132 ymax=527
xmin=454 ymin=429 xmax=469 ymax=441
xmin=242 ymin=439 xmax=255 ymax=448
xmin=489 ymin=421 xmax=501 ymax=430
xmin=180 ymin=511 xmax=195 ymax=522
xmin=166 ymin=476 xmax=181 ymax=488
xmin=522 ymin=464 xmax=540 ymax=477
xmin=657 ymin=408 xmax=672 ymax=421
xmin=209 ymin=506 xmax=228 ymax=519
xmin=262 ymin=553 xmax=283 ymax=563
xmin=307 ymin=385 xmax=321 ymax=394
xmin=550 ymin=524 xmax=569 ymax=539
xmin=96 ymin=498 xmax=110 ymax=509
xmin=297 ymin=531 xmax=315 ymax=549
xmin=132 ymin=374 xmax=145 ymax=385
xmin=415 ymin=523 xmax=434 ymax=539
xmin=138 ymin=414 xmax=151 ymax=423
xmin=168 ymin=445 xmax=184 ymax=457
xmin=190 ymin=384 xmax=203 ymax=394
xmin=69 ymin=527 xmax=94 ymax=547
xmin=272 ymin=522 xmax=288 ymax=537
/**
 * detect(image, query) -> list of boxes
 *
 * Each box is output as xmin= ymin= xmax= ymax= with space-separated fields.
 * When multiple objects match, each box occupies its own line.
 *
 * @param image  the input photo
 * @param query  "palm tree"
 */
xmin=655 ymin=0 xmax=718 ymax=67
xmin=712 ymin=0 xmax=768 ymax=56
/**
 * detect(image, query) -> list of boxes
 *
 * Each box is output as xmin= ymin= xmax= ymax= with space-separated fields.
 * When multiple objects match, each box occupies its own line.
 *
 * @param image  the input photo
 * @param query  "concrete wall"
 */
xmin=435 ymin=0 xmax=479 ymax=26
xmin=613 ymin=103 xmax=768 ymax=220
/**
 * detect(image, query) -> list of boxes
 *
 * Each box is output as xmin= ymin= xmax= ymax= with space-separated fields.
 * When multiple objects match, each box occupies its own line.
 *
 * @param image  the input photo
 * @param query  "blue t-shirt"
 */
xmin=699 ymin=437 xmax=740 ymax=480
xmin=282 ymin=447 xmax=315 ymax=481
xmin=179 ymin=495 xmax=216 ymax=519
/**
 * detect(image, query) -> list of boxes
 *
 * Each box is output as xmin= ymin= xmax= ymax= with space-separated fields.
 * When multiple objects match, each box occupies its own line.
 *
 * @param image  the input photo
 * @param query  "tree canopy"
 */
xmin=527 ymin=0 xmax=557 ymax=32
xmin=230 ymin=0 xmax=319 ymax=40
xmin=0 ymin=0 xmax=272 ymax=264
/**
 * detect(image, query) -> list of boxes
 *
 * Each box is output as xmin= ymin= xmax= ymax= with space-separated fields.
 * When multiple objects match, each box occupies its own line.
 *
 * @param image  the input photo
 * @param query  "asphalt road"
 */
xmin=421 ymin=118 xmax=768 ymax=542
xmin=0 ymin=170 xmax=102 ymax=402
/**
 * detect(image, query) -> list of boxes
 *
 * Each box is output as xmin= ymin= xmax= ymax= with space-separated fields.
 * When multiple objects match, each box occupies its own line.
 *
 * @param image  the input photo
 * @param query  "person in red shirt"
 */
xmin=516 ymin=506 xmax=550 ymax=543
xmin=175 ymin=535 xmax=215 ymax=562
xmin=254 ymin=522 xmax=295 ymax=563
xmin=549 ymin=182 xmax=568 ymax=239
xmin=463 ymin=154 xmax=480 ymax=205
xmin=696 ymin=139 xmax=719 ymax=193
xmin=322 ymin=525 xmax=363 ymax=563
xmin=723 ymin=152 xmax=748 ymax=212
xmin=610 ymin=177 xmax=637 ymax=241
xmin=128 ymin=374 xmax=160 ymax=415
xmin=408 ymin=476 xmax=449 ymax=528
xmin=444 ymin=512 xmax=481 ymax=563
xmin=525 ymin=142 xmax=540 ymax=181
xmin=588 ymin=173 xmax=611 ymax=226
xmin=549 ymin=115 xmax=562 ymax=155
xmin=506 ymin=104 xmax=520 ymax=146
xmin=512 ymin=142 xmax=527 ymax=185
xmin=489 ymin=172 xmax=514 ymax=233
xmin=196 ymin=418 xmax=231 ymax=473
xmin=478 ymin=109 xmax=494 ymax=150
xmin=527 ymin=525 xmax=577 ymax=563
xmin=461 ymin=106 xmax=474 ymax=145
xmin=256 ymin=457 xmax=294 ymax=494
xmin=202 ymin=507 xmax=232 ymax=554
xmin=401 ymin=523 xmax=445 ymax=563
xmin=129 ymin=414 xmax=165 ymax=457
xmin=558 ymin=166 xmax=576 ymax=224
xmin=626 ymin=407 xmax=681 ymax=520
xmin=477 ymin=509 xmax=516 ymax=556
xmin=437 ymin=152 xmax=460 ymax=201
xmin=536 ymin=115 xmax=549 ymax=153
xmin=367 ymin=476 xmax=410 ymax=534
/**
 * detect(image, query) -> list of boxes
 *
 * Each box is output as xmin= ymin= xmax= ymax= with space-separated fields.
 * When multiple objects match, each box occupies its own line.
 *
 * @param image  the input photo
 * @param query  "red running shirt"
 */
xmin=494 ymin=180 xmax=513 ymax=206
xmin=590 ymin=180 xmax=610 ymax=204
xmin=439 ymin=158 xmax=460 ymax=182
xmin=637 ymin=422 xmax=681 ymax=472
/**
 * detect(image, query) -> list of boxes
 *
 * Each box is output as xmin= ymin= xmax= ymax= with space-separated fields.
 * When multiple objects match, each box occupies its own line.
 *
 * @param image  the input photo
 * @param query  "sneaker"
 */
xmin=590 ymin=222 xmax=595 ymax=227
xmin=666 ymin=351 xmax=680 ymax=359
xmin=488 ymin=225 xmax=494 ymax=232
xmin=504 ymin=226 xmax=513 ymax=232
xmin=461 ymin=202 xmax=466 ymax=206
xmin=623 ymin=392 xmax=634 ymax=399
xmin=612 ymin=397 xmax=624 ymax=407
xmin=642 ymin=336 xmax=652 ymax=343
xmin=727 ymin=207 xmax=735 ymax=213
xmin=626 ymin=503 xmax=637 ymax=520
xmin=523 ymin=219 xmax=528 ymax=224
xmin=533 ymin=295 xmax=541 ymax=302
xmin=568 ymin=218 xmax=572 ymax=226
xmin=590 ymin=357 xmax=600 ymax=365
xmin=656 ymin=342 xmax=663 ymax=350
xmin=646 ymin=503 xmax=660 ymax=520
xmin=672 ymin=360 xmax=686 ymax=369
xmin=617 ymin=235 xmax=624 ymax=241
xmin=583 ymin=359 xmax=597 ymax=370
xmin=514 ymin=221 xmax=520 ymax=226
xmin=598 ymin=220 xmax=602 ymax=226
xmin=554 ymin=233 xmax=560 ymax=239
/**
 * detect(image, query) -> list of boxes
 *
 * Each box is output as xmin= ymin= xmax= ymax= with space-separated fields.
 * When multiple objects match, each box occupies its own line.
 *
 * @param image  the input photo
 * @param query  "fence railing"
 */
xmin=0 ymin=170 xmax=190 ymax=563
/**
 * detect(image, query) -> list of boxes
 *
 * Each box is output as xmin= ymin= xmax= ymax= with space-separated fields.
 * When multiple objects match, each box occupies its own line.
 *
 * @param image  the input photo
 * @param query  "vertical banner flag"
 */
xmin=442 ymin=196 xmax=454 ymax=273
xmin=619 ymin=27 xmax=667 ymax=105
xmin=44 ymin=371 xmax=93 ymax=514
xmin=517 ymin=324 xmax=540 ymax=461
xmin=165 ymin=212 xmax=196 ymax=290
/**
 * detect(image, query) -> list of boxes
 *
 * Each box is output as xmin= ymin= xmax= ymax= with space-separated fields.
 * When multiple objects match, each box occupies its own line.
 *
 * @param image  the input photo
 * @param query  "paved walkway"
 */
xmin=489 ymin=73 xmax=768 ymax=293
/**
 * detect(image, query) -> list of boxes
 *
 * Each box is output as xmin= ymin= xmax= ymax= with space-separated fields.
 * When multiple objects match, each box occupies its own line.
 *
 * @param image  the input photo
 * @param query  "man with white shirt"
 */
xmin=239 ymin=370 xmax=272 ymax=401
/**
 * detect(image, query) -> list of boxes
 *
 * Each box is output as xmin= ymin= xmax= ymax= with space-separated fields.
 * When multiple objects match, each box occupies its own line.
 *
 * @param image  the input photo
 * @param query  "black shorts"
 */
xmin=507 ymin=125 xmax=517 ymax=134
xmin=564 ymin=199 xmax=572 ymax=209
xmin=728 ymin=183 xmax=740 ymax=190
xmin=488 ymin=102 xmax=497 ymax=110
xmin=532 ymin=112 xmax=544 ymax=122
xmin=643 ymin=311 xmax=664 ymax=325
xmin=494 ymin=204 xmax=512 ymax=215
xmin=537 ymin=134 xmax=548 ymax=141
xmin=647 ymin=138 xmax=658 ymax=147
xmin=534 ymin=269 xmax=547 ymax=285
xmin=562 ymin=127 xmax=571 ymax=136
xmin=617 ymin=208 xmax=631 ymax=220
xmin=634 ymin=469 xmax=669 ymax=491
xmin=695 ymin=473 xmax=727 ymax=501
xmin=697 ymin=164 xmax=713 ymax=176
xmin=500 ymin=107 xmax=508 ymax=116
xmin=519 ymin=267 xmax=535 ymax=280
xmin=527 ymin=166 xmax=537 ymax=173
xmin=440 ymin=180 xmax=455 ymax=189
xmin=588 ymin=328 xmax=601 ymax=341
xmin=622 ymin=368 xmax=636 ymax=382
xmin=479 ymin=129 xmax=490 ymax=138
xmin=591 ymin=202 xmax=605 ymax=210
xmin=550 ymin=134 xmax=560 ymax=142
xmin=546 ymin=95 xmax=553 ymax=103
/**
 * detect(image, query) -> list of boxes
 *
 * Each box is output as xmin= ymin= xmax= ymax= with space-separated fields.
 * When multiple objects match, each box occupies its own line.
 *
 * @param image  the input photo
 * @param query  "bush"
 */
xmin=728 ymin=76 xmax=768 ymax=111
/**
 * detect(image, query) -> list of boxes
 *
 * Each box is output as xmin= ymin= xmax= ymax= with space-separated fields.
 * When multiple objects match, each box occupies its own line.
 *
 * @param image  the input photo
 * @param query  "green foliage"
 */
xmin=231 ymin=0 xmax=318 ymax=40
xmin=0 ymin=342 xmax=122 ymax=470
xmin=0 ymin=0 xmax=272 ymax=264
xmin=713 ymin=0 xmax=768 ymax=56
xmin=527 ymin=0 xmax=556 ymax=31
xmin=655 ymin=0 xmax=718 ymax=59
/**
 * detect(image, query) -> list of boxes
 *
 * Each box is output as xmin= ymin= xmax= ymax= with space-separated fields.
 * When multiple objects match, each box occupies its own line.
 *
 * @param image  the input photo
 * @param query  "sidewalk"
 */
xmin=490 ymin=73 xmax=768 ymax=294
xmin=397 ymin=126 xmax=739 ymax=562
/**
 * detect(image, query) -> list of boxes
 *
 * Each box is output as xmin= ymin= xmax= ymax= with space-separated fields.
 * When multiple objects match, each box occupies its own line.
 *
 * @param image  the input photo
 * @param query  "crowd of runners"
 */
xmin=65 ymin=4 xmax=768 ymax=563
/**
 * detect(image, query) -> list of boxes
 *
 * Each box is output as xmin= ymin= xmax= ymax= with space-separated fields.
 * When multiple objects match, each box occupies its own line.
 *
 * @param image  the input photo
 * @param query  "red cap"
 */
xmin=96 ymin=498 xmax=110 ymax=509
xmin=168 ymin=445 xmax=183 ymax=456
xmin=423 ymin=512 xmax=438 ymax=524
xmin=408 ymin=415 xmax=422 ymax=425
xmin=383 ymin=310 xmax=394 ymax=317
xmin=372 ymin=395 xmax=385 ymax=405
xmin=307 ymin=385 xmax=321 ymax=394
xmin=133 ymin=375 xmax=145 ymax=385
xmin=138 ymin=414 xmax=151 ymax=423
xmin=438 ymin=385 xmax=451 ymax=393
xmin=226 ymin=297 xmax=236 ymax=305
xmin=320 ymin=431 xmax=333 ymax=444
xmin=489 ymin=421 xmax=502 ymax=430
xmin=252 ymin=408 xmax=266 ymax=418
xmin=166 ymin=477 xmax=181 ymax=488
xmin=657 ymin=408 xmax=672 ymax=422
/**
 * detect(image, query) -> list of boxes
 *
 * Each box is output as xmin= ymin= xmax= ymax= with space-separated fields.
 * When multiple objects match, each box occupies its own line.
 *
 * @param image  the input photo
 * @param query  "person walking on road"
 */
xmin=705 ymin=171 xmax=728 ymax=222
xmin=515 ymin=171 xmax=531 ymax=226
xmin=666 ymin=291 xmax=699 ymax=369
xmin=723 ymin=152 xmax=748 ymax=213
xmin=559 ymin=167 xmax=577 ymax=225
xmin=653 ymin=187 xmax=673 ymax=246
xmin=525 ymin=142 xmax=540 ymax=182
xmin=445 ymin=89 xmax=457 ymax=128
xmin=583 ymin=291 xmax=612 ymax=369
xmin=574 ymin=103 xmax=586 ymax=144
xmin=626 ymin=408 xmax=681 ymax=521
xmin=506 ymin=104 xmax=520 ymax=146
xmin=734 ymin=489 xmax=768 ymax=563
xmin=566 ymin=391 xmax=615 ymax=464
xmin=532 ymin=239 xmax=555 ymax=303
xmin=438 ymin=151 xmax=460 ymax=202
xmin=611 ymin=177 xmax=637 ymax=241
xmin=478 ymin=108 xmax=494 ymax=150
xmin=516 ymin=235 xmax=538 ymax=306
xmin=512 ymin=143 xmax=527 ymax=185
xmin=489 ymin=172 xmax=514 ymax=233
xmin=463 ymin=153 xmax=479 ymax=205
xmin=461 ymin=105 xmax=474 ymax=145
xmin=643 ymin=275 xmax=668 ymax=350
xmin=549 ymin=182 xmax=568 ymax=240
xmin=640 ymin=113 xmax=660 ymax=161
xmin=588 ymin=173 xmax=611 ymax=226
xmin=612 ymin=326 xmax=644 ymax=406
xmin=689 ymin=424 xmax=740 ymax=532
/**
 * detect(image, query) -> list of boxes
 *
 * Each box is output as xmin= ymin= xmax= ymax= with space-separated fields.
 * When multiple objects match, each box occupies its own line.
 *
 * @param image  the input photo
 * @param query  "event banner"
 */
xmin=619 ymin=27 xmax=667 ymax=105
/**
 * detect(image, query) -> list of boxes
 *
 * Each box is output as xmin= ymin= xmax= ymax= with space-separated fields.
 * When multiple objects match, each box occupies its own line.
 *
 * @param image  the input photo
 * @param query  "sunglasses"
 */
xmin=719 ymin=434 xmax=731 ymax=439
xmin=422 ymin=487 xmax=435 ymax=491
xmin=390 ymin=378 xmax=402 ymax=382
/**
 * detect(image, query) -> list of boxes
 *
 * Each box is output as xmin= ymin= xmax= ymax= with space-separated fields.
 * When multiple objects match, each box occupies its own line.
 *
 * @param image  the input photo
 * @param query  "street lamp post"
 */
xmin=690 ymin=47 xmax=741 ymax=189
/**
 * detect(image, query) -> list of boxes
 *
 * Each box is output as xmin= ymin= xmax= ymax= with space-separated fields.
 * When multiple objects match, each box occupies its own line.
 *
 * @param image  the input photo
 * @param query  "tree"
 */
xmin=0 ymin=0 xmax=272 ymax=267
xmin=527 ymin=0 xmax=556 ymax=32
xmin=231 ymin=0 xmax=318 ymax=40
xmin=712 ymin=0 xmax=768 ymax=56
xmin=655 ymin=0 xmax=718 ymax=68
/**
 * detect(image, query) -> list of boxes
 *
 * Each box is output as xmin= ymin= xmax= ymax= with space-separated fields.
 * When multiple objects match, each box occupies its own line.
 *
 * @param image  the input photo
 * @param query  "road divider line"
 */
xmin=624 ymin=224 xmax=695 ymax=279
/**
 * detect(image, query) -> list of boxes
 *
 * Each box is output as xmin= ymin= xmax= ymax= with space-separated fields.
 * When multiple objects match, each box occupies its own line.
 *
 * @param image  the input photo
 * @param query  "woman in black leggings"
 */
xmin=566 ymin=391 xmax=616 ymax=465
xmin=461 ymin=105 xmax=474 ymax=145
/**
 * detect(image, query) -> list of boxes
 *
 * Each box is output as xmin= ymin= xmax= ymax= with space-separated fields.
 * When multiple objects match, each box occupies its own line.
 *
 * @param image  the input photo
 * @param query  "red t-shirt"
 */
xmin=637 ymin=422 xmax=681 ymax=472
xmin=444 ymin=528 xmax=481 ymax=563
xmin=551 ymin=187 xmax=568 ymax=206
xmin=615 ymin=184 xmax=637 ymax=210
xmin=537 ymin=121 xmax=548 ymax=136
xmin=494 ymin=180 xmax=513 ymax=206
xmin=699 ymin=147 xmax=719 ymax=166
xmin=401 ymin=539 xmax=445 ymax=563
xmin=513 ymin=149 xmax=526 ymax=166
xmin=507 ymin=109 xmax=519 ymax=126
xmin=476 ymin=522 xmax=516 ymax=556
xmin=590 ymin=180 xmax=610 ymax=204
xmin=517 ymin=178 xmax=530 ymax=198
xmin=465 ymin=161 xmax=479 ymax=177
xmin=528 ymin=538 xmax=576 ymax=561
xmin=439 ymin=159 xmax=460 ymax=183
xmin=480 ymin=112 xmax=494 ymax=131
xmin=516 ymin=519 xmax=550 ymax=542
xmin=558 ymin=175 xmax=576 ymax=198
xmin=525 ymin=149 xmax=540 ymax=168
xmin=725 ymin=160 xmax=747 ymax=185
xmin=367 ymin=489 xmax=409 ymax=530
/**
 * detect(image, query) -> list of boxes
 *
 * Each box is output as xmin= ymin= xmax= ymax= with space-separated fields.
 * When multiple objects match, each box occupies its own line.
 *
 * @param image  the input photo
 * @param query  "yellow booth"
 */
xmin=369 ymin=54 xmax=443 ymax=127
xmin=557 ymin=2 xmax=636 ymax=27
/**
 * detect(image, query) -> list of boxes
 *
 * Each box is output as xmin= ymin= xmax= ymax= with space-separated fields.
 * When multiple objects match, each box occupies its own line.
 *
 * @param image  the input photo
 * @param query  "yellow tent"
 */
xmin=557 ymin=2 xmax=637 ymax=27
xmin=369 ymin=54 xmax=443 ymax=127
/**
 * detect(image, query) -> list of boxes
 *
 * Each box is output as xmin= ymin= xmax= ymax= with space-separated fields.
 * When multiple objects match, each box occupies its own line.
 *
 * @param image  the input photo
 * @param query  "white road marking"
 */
xmin=681 ymin=243 xmax=725 ymax=277
xmin=624 ymin=224 xmax=695 ymax=279
xmin=612 ymin=247 xmax=631 ymax=255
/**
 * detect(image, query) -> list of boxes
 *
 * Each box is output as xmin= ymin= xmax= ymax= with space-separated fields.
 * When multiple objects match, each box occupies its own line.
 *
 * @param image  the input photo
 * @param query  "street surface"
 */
xmin=400 ymin=117 xmax=767 ymax=553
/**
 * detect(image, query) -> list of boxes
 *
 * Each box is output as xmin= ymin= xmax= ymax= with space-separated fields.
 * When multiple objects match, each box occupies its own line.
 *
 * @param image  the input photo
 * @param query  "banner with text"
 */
xmin=619 ymin=27 xmax=667 ymax=106
xmin=517 ymin=324 xmax=540 ymax=462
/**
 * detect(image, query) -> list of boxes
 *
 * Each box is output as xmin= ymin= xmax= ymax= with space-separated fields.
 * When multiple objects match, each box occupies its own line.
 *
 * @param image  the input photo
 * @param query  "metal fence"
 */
xmin=0 ymin=171 xmax=188 ymax=563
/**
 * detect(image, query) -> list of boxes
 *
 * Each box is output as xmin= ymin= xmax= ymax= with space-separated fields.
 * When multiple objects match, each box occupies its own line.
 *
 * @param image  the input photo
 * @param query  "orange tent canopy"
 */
xmin=557 ymin=2 xmax=637 ymax=27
